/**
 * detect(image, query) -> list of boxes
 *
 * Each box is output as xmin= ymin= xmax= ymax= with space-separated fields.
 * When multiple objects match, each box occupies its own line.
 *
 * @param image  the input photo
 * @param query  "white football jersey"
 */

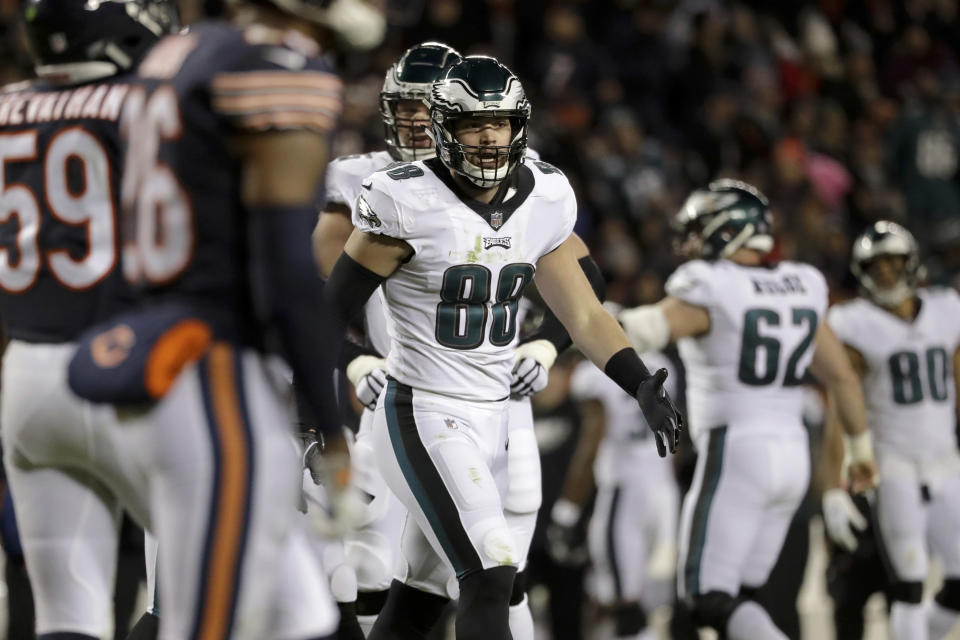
xmin=569 ymin=351 xmax=676 ymax=486
xmin=666 ymin=259 xmax=829 ymax=443
xmin=325 ymin=151 xmax=395 ymax=355
xmin=353 ymin=157 xmax=576 ymax=401
xmin=828 ymin=288 xmax=960 ymax=461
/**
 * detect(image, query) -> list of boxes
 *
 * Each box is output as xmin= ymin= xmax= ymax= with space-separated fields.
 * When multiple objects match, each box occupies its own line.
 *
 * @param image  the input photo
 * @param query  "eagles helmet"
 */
xmin=381 ymin=42 xmax=462 ymax=161
xmin=22 ymin=0 xmax=179 ymax=84
xmin=673 ymin=179 xmax=774 ymax=260
xmin=430 ymin=56 xmax=531 ymax=188
xmin=850 ymin=220 xmax=925 ymax=307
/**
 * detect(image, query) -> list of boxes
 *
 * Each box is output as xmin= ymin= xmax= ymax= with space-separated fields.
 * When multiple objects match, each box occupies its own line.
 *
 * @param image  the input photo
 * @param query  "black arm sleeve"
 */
xmin=252 ymin=203 xmax=344 ymax=435
xmin=327 ymin=252 xmax=387 ymax=326
xmin=523 ymin=255 xmax=607 ymax=352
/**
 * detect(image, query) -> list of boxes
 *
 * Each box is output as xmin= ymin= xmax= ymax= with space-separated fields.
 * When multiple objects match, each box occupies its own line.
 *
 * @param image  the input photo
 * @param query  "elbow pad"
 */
xmin=618 ymin=305 xmax=670 ymax=355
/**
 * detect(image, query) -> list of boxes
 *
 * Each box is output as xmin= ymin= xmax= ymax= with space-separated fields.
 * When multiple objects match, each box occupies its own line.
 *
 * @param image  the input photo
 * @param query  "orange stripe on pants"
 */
xmin=196 ymin=344 xmax=250 ymax=640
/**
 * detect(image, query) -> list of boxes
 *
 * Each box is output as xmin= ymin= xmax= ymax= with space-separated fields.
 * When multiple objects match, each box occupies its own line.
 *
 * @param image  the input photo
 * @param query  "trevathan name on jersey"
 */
xmin=828 ymin=287 xmax=960 ymax=462
xmin=352 ymin=155 xmax=575 ymax=401
xmin=667 ymin=258 xmax=829 ymax=442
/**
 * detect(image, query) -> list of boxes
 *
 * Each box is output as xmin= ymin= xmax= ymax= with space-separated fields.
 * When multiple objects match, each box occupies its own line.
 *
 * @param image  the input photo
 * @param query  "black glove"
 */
xmin=635 ymin=368 xmax=683 ymax=457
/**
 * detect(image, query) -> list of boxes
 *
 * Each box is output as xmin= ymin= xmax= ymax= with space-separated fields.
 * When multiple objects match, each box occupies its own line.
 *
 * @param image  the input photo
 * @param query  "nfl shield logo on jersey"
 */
xmin=491 ymin=210 xmax=503 ymax=229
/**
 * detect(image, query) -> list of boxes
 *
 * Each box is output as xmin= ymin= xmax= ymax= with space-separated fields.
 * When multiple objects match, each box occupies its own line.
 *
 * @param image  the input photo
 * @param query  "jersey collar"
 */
xmin=425 ymin=157 xmax=534 ymax=231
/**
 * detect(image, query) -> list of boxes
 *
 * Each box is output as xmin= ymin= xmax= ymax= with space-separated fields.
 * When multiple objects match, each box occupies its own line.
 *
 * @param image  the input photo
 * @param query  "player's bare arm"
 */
xmin=808 ymin=323 xmax=875 ymax=491
xmin=314 ymin=203 xmax=354 ymax=277
xmin=535 ymin=234 xmax=682 ymax=456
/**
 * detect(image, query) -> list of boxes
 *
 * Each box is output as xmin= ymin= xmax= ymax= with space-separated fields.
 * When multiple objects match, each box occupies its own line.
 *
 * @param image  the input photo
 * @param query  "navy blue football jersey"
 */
xmin=0 ymin=75 xmax=134 ymax=342
xmin=120 ymin=22 xmax=342 ymax=343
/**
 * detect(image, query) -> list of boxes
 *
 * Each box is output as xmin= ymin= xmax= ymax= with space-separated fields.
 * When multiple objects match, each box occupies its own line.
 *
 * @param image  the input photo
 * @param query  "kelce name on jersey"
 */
xmin=0 ymin=83 xmax=130 ymax=126
xmin=751 ymin=274 xmax=808 ymax=295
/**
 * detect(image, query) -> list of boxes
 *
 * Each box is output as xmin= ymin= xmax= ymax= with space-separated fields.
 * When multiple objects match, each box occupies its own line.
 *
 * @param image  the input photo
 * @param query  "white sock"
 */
xmin=726 ymin=601 xmax=788 ymax=640
xmin=892 ymin=601 xmax=928 ymax=640
xmin=928 ymin=601 xmax=960 ymax=639
xmin=508 ymin=595 xmax=535 ymax=640
xmin=357 ymin=613 xmax=377 ymax=636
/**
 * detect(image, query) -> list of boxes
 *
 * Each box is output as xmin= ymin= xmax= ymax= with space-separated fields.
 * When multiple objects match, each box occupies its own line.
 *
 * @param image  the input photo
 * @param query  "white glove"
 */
xmin=302 ymin=442 xmax=366 ymax=538
xmin=511 ymin=339 xmax=557 ymax=397
xmin=346 ymin=355 xmax=387 ymax=411
xmin=822 ymin=488 xmax=868 ymax=552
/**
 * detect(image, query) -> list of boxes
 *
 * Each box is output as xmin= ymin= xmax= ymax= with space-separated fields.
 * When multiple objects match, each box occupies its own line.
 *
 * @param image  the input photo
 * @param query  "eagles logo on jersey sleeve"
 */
xmin=353 ymin=172 xmax=409 ymax=239
xmin=665 ymin=259 xmax=716 ymax=309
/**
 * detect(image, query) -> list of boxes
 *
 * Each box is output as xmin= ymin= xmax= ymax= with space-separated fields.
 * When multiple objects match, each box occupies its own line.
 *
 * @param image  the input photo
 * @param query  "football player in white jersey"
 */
xmin=552 ymin=345 xmax=680 ymax=640
xmin=325 ymin=55 xmax=682 ymax=640
xmin=316 ymin=43 xmax=606 ymax=640
xmin=618 ymin=180 xmax=875 ymax=640
xmin=313 ymin=41 xmax=463 ymax=635
xmin=824 ymin=221 xmax=960 ymax=640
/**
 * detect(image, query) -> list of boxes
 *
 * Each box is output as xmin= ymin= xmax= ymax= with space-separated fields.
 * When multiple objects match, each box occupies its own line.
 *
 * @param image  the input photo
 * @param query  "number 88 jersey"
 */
xmin=353 ymin=156 xmax=576 ymax=401
xmin=665 ymin=259 xmax=829 ymax=442
xmin=0 ymin=76 xmax=134 ymax=342
xmin=828 ymin=288 xmax=960 ymax=461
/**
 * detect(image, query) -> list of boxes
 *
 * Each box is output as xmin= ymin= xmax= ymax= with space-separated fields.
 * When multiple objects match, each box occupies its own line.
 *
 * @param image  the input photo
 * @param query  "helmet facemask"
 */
xmin=380 ymin=95 xmax=435 ymax=161
xmin=851 ymin=222 xmax=925 ymax=307
xmin=431 ymin=111 xmax=528 ymax=188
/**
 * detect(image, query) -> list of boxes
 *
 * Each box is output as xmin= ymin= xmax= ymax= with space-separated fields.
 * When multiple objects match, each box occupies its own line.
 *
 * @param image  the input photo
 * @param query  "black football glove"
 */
xmin=635 ymin=368 xmax=683 ymax=457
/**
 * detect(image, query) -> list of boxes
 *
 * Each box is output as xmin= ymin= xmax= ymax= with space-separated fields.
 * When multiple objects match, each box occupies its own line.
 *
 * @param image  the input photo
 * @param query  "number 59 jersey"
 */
xmin=828 ymin=288 xmax=960 ymax=461
xmin=666 ymin=259 xmax=828 ymax=442
xmin=353 ymin=156 xmax=576 ymax=401
xmin=0 ymin=77 xmax=134 ymax=342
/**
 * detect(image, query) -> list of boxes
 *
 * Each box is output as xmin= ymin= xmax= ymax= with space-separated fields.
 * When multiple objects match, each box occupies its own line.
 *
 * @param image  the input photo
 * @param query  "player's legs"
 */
xmin=370 ymin=379 xmax=516 ymax=640
xmin=874 ymin=452 xmax=929 ymax=640
xmin=589 ymin=483 xmax=649 ymax=637
xmin=272 ymin=526 xmax=340 ymax=640
xmin=926 ymin=468 xmax=960 ymax=639
xmin=343 ymin=408 xmax=406 ymax=634
xmin=1 ymin=341 xmax=152 ymax=639
xmin=146 ymin=345 xmax=330 ymax=640
xmin=677 ymin=428 xmax=800 ymax=640
xmin=504 ymin=397 xmax=541 ymax=640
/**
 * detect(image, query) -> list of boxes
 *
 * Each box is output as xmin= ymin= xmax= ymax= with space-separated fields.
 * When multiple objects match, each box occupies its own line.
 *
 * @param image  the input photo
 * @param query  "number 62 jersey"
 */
xmin=666 ymin=259 xmax=829 ymax=443
xmin=353 ymin=156 xmax=576 ymax=401
xmin=827 ymin=287 xmax=960 ymax=461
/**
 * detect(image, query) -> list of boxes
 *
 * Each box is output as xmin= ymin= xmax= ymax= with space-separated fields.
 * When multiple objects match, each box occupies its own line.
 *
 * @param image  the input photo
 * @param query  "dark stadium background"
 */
xmin=0 ymin=1 xmax=957 ymax=638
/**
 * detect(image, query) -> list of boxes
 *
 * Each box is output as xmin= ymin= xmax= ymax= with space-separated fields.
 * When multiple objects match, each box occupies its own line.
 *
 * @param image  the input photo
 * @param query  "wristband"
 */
xmin=846 ymin=431 xmax=874 ymax=464
xmin=603 ymin=347 xmax=651 ymax=396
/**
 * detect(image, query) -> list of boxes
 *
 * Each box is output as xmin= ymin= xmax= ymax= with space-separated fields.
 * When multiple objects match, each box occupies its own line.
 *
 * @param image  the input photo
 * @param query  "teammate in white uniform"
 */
xmin=326 ymin=55 xmax=681 ymax=640
xmin=552 ymin=347 xmax=679 ymax=639
xmin=618 ymin=180 xmax=875 ymax=640
xmin=315 ymin=42 xmax=462 ymax=635
xmin=316 ymin=43 xmax=603 ymax=640
xmin=824 ymin=221 xmax=960 ymax=640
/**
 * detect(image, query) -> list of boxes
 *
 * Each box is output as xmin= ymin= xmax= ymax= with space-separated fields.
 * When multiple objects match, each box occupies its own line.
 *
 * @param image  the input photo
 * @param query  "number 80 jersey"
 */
xmin=828 ymin=288 xmax=960 ymax=461
xmin=353 ymin=156 xmax=576 ymax=401
xmin=666 ymin=259 xmax=829 ymax=442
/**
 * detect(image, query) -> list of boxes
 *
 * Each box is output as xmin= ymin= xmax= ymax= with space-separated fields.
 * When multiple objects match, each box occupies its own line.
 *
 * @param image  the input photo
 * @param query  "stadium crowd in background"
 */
xmin=2 ymin=0 xmax=960 ymax=300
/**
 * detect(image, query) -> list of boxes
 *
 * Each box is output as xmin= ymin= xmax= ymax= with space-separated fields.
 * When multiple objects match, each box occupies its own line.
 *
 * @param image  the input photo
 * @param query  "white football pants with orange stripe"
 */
xmin=131 ymin=344 xmax=337 ymax=640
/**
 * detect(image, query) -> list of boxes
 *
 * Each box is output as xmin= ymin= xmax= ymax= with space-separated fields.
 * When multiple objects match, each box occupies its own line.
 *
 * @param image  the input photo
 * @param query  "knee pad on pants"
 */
xmin=345 ymin=537 xmax=393 ymax=593
xmin=688 ymin=590 xmax=742 ymax=631
xmin=936 ymin=578 xmax=960 ymax=611
xmin=890 ymin=581 xmax=923 ymax=604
